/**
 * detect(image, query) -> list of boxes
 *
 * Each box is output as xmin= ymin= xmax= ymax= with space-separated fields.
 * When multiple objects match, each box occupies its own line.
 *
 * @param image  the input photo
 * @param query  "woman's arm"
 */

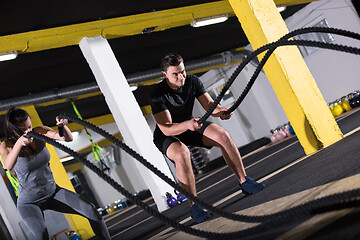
xmin=153 ymin=110 xmax=202 ymax=136
xmin=0 ymin=137 xmax=32 ymax=170
xmin=35 ymin=117 xmax=73 ymax=142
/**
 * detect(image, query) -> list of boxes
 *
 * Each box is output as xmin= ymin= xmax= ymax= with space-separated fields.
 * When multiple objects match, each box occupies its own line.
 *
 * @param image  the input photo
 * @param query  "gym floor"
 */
xmin=102 ymin=108 xmax=360 ymax=240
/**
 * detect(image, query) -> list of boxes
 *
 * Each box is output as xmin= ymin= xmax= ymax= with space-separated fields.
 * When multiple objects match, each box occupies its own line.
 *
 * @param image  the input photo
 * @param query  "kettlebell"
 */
xmin=349 ymin=91 xmax=360 ymax=108
xmin=270 ymin=129 xmax=277 ymax=143
xmin=289 ymin=124 xmax=295 ymax=135
xmin=331 ymin=100 xmax=344 ymax=117
xmin=174 ymin=190 xmax=187 ymax=203
xmin=282 ymin=123 xmax=291 ymax=137
xmin=166 ymin=192 xmax=178 ymax=207
xmin=340 ymin=96 xmax=352 ymax=112
xmin=69 ymin=231 xmax=82 ymax=240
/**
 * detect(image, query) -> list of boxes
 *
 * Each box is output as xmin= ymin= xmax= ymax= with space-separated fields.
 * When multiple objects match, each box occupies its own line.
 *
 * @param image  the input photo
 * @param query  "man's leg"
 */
xmin=166 ymin=141 xmax=196 ymax=205
xmin=202 ymin=123 xmax=265 ymax=194
xmin=202 ymin=123 xmax=247 ymax=183
xmin=166 ymin=140 xmax=210 ymax=223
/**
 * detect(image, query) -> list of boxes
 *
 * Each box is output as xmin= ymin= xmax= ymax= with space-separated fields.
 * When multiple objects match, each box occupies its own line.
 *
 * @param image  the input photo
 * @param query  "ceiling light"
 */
xmin=129 ymin=84 xmax=138 ymax=91
xmin=61 ymin=156 xmax=74 ymax=162
xmin=191 ymin=14 xmax=229 ymax=28
xmin=0 ymin=51 xmax=18 ymax=61
xmin=71 ymin=131 xmax=80 ymax=139
xmin=277 ymin=5 xmax=287 ymax=13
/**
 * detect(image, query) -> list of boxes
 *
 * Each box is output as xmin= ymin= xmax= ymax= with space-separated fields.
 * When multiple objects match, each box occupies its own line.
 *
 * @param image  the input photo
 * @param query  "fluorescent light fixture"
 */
xmin=129 ymin=84 xmax=138 ymax=91
xmin=71 ymin=131 xmax=80 ymax=139
xmin=277 ymin=5 xmax=287 ymax=12
xmin=191 ymin=14 xmax=229 ymax=28
xmin=0 ymin=51 xmax=18 ymax=61
xmin=61 ymin=156 xmax=74 ymax=162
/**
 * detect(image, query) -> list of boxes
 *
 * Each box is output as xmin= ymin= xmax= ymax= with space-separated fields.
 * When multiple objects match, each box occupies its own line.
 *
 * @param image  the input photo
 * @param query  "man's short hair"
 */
xmin=161 ymin=53 xmax=183 ymax=72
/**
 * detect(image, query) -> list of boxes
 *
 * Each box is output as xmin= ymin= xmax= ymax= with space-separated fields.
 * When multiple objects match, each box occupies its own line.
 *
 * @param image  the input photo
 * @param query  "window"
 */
xmin=295 ymin=19 xmax=335 ymax=57
xmin=207 ymin=80 xmax=234 ymax=106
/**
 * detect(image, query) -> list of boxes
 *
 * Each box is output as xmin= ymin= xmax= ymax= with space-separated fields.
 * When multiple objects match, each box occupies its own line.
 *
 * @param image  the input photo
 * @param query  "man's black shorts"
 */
xmin=153 ymin=121 xmax=213 ymax=157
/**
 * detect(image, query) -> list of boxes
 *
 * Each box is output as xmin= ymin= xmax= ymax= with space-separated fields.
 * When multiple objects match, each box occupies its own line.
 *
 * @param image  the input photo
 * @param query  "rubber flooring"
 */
xmin=101 ymin=108 xmax=360 ymax=240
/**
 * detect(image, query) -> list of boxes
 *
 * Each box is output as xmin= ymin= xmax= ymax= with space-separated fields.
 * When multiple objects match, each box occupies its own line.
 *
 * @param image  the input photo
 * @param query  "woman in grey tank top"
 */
xmin=0 ymin=107 xmax=110 ymax=240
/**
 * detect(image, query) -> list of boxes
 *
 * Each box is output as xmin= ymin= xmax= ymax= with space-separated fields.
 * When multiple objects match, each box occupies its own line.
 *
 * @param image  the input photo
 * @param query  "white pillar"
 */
xmin=79 ymin=36 xmax=174 ymax=211
xmin=0 ymin=176 xmax=27 ymax=240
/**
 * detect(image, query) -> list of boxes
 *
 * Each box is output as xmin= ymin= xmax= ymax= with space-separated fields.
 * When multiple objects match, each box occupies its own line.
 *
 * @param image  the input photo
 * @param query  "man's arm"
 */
xmin=153 ymin=110 xmax=202 ymax=136
xmin=197 ymin=93 xmax=232 ymax=120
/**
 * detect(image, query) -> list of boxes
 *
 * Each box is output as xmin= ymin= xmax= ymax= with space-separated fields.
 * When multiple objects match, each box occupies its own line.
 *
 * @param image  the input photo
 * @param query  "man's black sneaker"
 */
xmin=191 ymin=204 xmax=211 ymax=223
xmin=240 ymin=176 xmax=265 ymax=195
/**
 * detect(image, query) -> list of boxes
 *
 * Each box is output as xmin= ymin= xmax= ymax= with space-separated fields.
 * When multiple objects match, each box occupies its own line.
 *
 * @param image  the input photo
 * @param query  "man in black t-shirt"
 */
xmin=150 ymin=53 xmax=265 ymax=223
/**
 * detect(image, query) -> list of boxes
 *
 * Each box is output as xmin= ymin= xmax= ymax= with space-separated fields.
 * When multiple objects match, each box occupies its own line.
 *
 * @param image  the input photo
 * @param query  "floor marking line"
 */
xmin=105 ymin=196 xmax=153 ymax=222
xmin=344 ymin=126 xmax=360 ymax=137
xmin=147 ymin=126 xmax=360 ymax=239
xmin=111 ymin=216 xmax=153 ymax=238
xmin=107 ymin=202 xmax=156 ymax=229
xmin=110 ymin=113 xmax=360 ymax=238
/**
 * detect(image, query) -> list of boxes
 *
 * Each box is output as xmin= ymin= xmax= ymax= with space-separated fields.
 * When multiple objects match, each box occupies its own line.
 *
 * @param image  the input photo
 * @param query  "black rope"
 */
xmin=55 ymin=27 xmax=360 ymax=223
xmin=58 ymin=114 xmax=266 ymax=222
xmin=26 ymin=27 xmax=360 ymax=238
xmin=57 ymin=114 xmax=360 ymax=224
xmin=198 ymin=27 xmax=360 ymax=122
xmin=26 ymin=130 xmax=360 ymax=239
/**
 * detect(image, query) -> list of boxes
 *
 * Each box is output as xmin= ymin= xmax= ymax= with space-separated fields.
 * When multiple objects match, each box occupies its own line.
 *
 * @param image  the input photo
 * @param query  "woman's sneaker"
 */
xmin=240 ymin=176 xmax=266 ymax=195
xmin=191 ymin=204 xmax=211 ymax=223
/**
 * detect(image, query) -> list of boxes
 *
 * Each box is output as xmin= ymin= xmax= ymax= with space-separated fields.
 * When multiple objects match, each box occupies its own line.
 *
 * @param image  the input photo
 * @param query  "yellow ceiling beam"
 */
xmin=0 ymin=1 xmax=235 ymax=54
xmin=64 ymin=162 xmax=84 ymax=173
xmin=0 ymin=0 xmax=317 ymax=54
xmin=275 ymin=0 xmax=318 ymax=6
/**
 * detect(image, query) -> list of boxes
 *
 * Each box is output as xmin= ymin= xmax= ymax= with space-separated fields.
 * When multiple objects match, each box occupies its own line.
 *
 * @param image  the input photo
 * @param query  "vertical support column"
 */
xmin=228 ymin=0 xmax=343 ymax=154
xmin=0 ymin=169 xmax=26 ymax=240
xmin=79 ymin=36 xmax=174 ymax=212
xmin=23 ymin=106 xmax=94 ymax=239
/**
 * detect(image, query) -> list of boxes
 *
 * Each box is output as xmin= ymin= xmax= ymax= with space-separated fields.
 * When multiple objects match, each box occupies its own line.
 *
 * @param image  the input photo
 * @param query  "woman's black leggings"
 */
xmin=17 ymin=186 xmax=110 ymax=240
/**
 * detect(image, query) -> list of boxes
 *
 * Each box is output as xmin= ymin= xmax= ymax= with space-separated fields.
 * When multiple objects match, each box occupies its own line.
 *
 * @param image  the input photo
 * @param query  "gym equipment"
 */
xmin=105 ymin=204 xmax=116 ymax=214
xmin=174 ymin=190 xmax=187 ymax=203
xmin=330 ymin=100 xmax=344 ymax=117
xmin=289 ymin=124 xmax=295 ymax=135
xmin=115 ymin=200 xmax=127 ymax=210
xmin=340 ymin=96 xmax=352 ymax=112
xmin=349 ymin=91 xmax=360 ymax=108
xmin=166 ymin=192 xmax=178 ymax=208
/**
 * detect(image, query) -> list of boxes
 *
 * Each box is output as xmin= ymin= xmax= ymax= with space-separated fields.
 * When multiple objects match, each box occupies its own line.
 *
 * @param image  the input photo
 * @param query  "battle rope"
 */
xmin=56 ymin=28 xmax=360 ymax=224
xmin=198 ymin=27 xmax=360 ymax=123
xmin=57 ymin=113 xmax=360 ymax=222
xmin=227 ymin=27 xmax=360 ymax=113
xmin=26 ymin=27 xmax=360 ymax=238
xmin=26 ymin=130 xmax=360 ymax=239
xmin=57 ymin=114 xmax=270 ymax=222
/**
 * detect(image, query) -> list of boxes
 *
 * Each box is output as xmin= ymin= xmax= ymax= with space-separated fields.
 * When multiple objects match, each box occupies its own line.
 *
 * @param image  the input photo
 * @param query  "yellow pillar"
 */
xmin=228 ymin=0 xmax=343 ymax=154
xmin=23 ymin=105 xmax=94 ymax=239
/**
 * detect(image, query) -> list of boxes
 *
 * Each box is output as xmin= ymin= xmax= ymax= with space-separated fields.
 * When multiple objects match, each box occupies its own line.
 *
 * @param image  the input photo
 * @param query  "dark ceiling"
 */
xmin=0 ymin=0 xmax=308 ymax=136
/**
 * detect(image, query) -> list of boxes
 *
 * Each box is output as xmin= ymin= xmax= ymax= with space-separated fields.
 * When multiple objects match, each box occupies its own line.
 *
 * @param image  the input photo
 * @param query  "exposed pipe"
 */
xmin=0 ymin=83 xmax=100 ymax=111
xmin=0 ymin=50 xmax=256 ymax=111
